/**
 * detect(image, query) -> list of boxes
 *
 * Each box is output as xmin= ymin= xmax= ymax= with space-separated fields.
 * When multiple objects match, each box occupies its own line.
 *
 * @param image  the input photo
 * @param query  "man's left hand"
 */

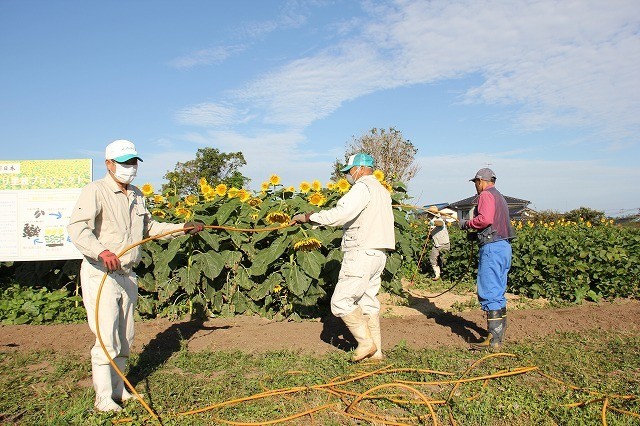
xmin=458 ymin=219 xmax=468 ymax=229
xmin=184 ymin=221 xmax=205 ymax=234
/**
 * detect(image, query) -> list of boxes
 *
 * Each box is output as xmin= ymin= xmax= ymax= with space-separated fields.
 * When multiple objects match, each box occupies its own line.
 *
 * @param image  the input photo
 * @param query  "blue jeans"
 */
xmin=477 ymin=240 xmax=512 ymax=311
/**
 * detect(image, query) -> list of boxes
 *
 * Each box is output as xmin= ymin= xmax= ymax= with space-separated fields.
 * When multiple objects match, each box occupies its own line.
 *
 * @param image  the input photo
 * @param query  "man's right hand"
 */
xmin=99 ymin=250 xmax=121 ymax=272
xmin=292 ymin=213 xmax=311 ymax=224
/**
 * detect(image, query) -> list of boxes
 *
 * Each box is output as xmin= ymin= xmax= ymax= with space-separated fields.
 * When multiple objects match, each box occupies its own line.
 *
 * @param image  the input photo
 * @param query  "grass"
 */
xmin=1 ymin=330 xmax=639 ymax=425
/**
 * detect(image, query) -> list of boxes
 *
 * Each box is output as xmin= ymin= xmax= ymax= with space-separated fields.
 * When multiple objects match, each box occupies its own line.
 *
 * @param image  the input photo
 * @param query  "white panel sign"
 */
xmin=0 ymin=159 xmax=92 ymax=261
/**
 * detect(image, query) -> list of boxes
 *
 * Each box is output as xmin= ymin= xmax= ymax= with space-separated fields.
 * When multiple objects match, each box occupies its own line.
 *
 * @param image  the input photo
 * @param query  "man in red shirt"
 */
xmin=459 ymin=168 xmax=515 ymax=349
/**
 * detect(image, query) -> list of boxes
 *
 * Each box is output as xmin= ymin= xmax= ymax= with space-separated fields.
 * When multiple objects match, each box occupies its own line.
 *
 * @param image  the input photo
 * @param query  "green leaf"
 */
xmin=221 ymin=250 xmax=243 ymax=270
xmin=235 ymin=268 xmax=253 ymax=290
xmin=248 ymin=273 xmax=282 ymax=301
xmin=231 ymin=291 xmax=250 ymax=314
xmin=198 ymin=231 xmax=221 ymax=251
xmin=248 ymin=235 xmax=288 ymax=276
xmin=385 ymin=253 xmax=402 ymax=275
xmin=296 ymin=250 xmax=324 ymax=279
xmin=196 ymin=251 xmax=225 ymax=280
xmin=216 ymin=200 xmax=240 ymax=224
xmin=284 ymin=263 xmax=312 ymax=297
xmin=179 ymin=263 xmax=201 ymax=295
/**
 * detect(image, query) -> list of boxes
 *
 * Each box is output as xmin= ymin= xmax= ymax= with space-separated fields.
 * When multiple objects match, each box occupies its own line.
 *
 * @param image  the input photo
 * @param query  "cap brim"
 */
xmin=340 ymin=165 xmax=353 ymax=172
xmin=113 ymin=154 xmax=143 ymax=162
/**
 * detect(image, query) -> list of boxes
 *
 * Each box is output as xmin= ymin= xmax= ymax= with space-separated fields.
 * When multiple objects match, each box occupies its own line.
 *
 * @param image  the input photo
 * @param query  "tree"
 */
xmin=564 ymin=207 xmax=606 ymax=224
xmin=332 ymin=127 xmax=419 ymax=182
xmin=161 ymin=147 xmax=248 ymax=196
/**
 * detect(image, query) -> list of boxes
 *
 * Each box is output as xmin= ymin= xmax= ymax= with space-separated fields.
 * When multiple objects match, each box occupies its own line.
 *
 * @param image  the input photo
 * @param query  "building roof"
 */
xmin=448 ymin=194 xmax=531 ymax=209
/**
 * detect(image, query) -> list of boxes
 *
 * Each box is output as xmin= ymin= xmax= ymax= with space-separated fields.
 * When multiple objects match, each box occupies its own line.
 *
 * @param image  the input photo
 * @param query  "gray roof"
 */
xmin=448 ymin=194 xmax=530 ymax=209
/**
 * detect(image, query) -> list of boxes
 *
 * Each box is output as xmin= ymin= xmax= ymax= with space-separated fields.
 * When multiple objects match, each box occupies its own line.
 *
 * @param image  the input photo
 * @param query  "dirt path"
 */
xmin=1 ymin=291 xmax=638 ymax=357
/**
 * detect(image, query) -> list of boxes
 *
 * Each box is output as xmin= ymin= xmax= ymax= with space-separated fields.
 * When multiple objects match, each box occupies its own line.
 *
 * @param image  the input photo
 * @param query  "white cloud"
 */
xmin=175 ymin=102 xmax=247 ymax=127
xmin=218 ymin=0 xmax=639 ymax=146
xmin=169 ymin=44 xmax=247 ymax=69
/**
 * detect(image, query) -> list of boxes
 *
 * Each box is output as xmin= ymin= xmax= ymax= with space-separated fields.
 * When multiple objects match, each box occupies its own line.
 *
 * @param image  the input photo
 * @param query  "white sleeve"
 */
xmin=308 ymin=182 xmax=370 ymax=227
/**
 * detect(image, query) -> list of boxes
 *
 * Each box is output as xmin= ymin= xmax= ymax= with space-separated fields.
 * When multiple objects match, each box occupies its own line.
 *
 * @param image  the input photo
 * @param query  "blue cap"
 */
xmin=340 ymin=153 xmax=375 ymax=172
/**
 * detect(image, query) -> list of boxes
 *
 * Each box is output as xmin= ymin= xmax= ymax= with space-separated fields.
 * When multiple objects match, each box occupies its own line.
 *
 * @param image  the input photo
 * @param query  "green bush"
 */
xmin=0 ymin=284 xmax=85 ymax=324
xmin=509 ymin=220 xmax=640 ymax=302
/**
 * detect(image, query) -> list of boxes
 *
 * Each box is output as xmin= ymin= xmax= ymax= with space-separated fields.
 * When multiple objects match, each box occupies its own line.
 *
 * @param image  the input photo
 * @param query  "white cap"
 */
xmin=105 ymin=139 xmax=143 ymax=162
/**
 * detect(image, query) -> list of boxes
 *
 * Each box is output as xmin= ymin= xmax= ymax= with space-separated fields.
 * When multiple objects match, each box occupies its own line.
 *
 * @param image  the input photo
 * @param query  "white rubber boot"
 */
xmin=92 ymin=363 xmax=122 ymax=412
xmin=364 ymin=313 xmax=384 ymax=361
xmin=341 ymin=307 xmax=377 ymax=362
xmin=432 ymin=265 xmax=441 ymax=281
xmin=113 ymin=357 xmax=138 ymax=403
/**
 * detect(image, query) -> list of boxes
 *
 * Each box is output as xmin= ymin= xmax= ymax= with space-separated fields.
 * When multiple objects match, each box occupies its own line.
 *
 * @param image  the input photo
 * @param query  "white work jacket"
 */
xmin=310 ymin=175 xmax=395 ymax=252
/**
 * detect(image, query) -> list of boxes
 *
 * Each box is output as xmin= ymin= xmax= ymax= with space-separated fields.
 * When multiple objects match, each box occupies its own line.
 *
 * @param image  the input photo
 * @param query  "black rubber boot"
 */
xmin=500 ymin=306 xmax=507 ymax=333
xmin=471 ymin=310 xmax=506 ymax=350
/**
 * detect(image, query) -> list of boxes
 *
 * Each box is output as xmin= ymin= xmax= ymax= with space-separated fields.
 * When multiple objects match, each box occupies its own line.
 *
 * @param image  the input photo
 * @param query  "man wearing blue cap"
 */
xmin=68 ymin=139 xmax=204 ymax=411
xmin=459 ymin=168 xmax=515 ymax=350
xmin=293 ymin=153 xmax=395 ymax=362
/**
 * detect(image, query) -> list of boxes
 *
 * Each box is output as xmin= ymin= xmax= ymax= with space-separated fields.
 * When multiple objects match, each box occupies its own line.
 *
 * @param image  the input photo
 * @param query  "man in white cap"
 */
xmin=292 ymin=153 xmax=395 ymax=362
xmin=68 ymin=139 xmax=204 ymax=412
xmin=459 ymin=168 xmax=515 ymax=350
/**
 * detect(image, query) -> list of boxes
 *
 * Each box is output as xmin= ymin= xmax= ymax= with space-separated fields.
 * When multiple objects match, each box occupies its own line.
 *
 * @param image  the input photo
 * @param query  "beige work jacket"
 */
xmin=68 ymin=174 xmax=184 ymax=273
xmin=310 ymin=175 xmax=395 ymax=252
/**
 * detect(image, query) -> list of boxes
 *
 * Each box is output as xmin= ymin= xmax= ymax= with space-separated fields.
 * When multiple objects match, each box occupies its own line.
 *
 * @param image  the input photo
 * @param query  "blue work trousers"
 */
xmin=476 ymin=240 xmax=512 ymax=311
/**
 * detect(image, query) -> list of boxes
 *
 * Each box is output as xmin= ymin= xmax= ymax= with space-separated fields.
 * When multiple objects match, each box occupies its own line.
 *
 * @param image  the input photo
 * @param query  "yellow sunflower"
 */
xmin=311 ymin=180 xmax=322 ymax=191
xmin=141 ymin=183 xmax=154 ymax=197
xmin=200 ymin=183 xmax=211 ymax=194
xmin=308 ymin=192 xmax=326 ymax=207
xmin=326 ymin=182 xmax=335 ymax=190
xmin=373 ymin=169 xmax=385 ymax=182
xmin=248 ymin=197 xmax=262 ymax=207
xmin=214 ymin=183 xmax=228 ymax=197
xmin=175 ymin=207 xmax=191 ymax=218
xmin=269 ymin=174 xmax=281 ymax=185
xmin=336 ymin=178 xmax=351 ymax=193
xmin=299 ymin=181 xmax=311 ymax=193
xmin=382 ymin=181 xmax=393 ymax=193
xmin=184 ymin=194 xmax=198 ymax=206
xmin=151 ymin=209 xmax=165 ymax=218
xmin=261 ymin=181 xmax=270 ymax=191
xmin=227 ymin=187 xmax=239 ymax=199
xmin=237 ymin=189 xmax=251 ymax=203
xmin=266 ymin=211 xmax=291 ymax=224
xmin=153 ymin=194 xmax=165 ymax=205
xmin=204 ymin=188 xmax=216 ymax=202
xmin=199 ymin=177 xmax=208 ymax=186
xmin=293 ymin=238 xmax=322 ymax=252
xmin=285 ymin=186 xmax=295 ymax=193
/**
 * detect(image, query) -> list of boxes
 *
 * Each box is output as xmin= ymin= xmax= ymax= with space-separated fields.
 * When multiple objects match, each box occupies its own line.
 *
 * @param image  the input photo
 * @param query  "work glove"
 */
xmin=458 ymin=219 xmax=468 ymax=229
xmin=292 ymin=213 xmax=312 ymax=224
xmin=184 ymin=221 xmax=205 ymax=234
xmin=99 ymin=250 xmax=121 ymax=273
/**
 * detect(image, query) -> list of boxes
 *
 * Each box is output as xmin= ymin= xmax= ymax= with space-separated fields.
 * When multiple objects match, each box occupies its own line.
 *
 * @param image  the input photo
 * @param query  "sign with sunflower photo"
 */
xmin=0 ymin=159 xmax=92 ymax=261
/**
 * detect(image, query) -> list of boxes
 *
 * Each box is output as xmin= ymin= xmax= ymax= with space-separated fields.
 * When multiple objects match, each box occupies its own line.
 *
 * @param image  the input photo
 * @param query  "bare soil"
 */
xmin=1 ymin=289 xmax=639 ymax=357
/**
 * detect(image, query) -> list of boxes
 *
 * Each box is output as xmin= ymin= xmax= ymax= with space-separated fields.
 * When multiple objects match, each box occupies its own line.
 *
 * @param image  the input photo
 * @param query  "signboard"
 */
xmin=0 ymin=159 xmax=92 ymax=261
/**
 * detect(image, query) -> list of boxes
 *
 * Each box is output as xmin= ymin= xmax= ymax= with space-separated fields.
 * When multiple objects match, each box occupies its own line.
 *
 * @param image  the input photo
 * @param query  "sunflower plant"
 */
xmin=133 ymin=175 xmax=418 ymax=320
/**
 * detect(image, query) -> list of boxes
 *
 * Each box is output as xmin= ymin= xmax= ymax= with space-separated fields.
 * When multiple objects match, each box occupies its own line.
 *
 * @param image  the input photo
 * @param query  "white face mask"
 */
xmin=112 ymin=163 xmax=137 ymax=185
xmin=346 ymin=167 xmax=361 ymax=185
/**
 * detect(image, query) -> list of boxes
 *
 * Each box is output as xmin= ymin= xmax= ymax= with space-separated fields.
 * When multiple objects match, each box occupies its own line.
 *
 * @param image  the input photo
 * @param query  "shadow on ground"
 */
xmin=406 ymin=289 xmax=486 ymax=344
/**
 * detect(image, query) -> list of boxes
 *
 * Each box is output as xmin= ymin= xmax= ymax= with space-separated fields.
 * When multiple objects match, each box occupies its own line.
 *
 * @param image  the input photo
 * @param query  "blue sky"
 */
xmin=2 ymin=0 xmax=639 ymax=216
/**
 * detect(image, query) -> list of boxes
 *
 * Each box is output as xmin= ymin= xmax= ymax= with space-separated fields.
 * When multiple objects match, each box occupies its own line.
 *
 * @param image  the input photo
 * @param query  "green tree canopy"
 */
xmin=564 ymin=206 xmax=606 ymax=224
xmin=332 ymin=127 xmax=419 ymax=182
xmin=161 ymin=147 xmax=248 ymax=196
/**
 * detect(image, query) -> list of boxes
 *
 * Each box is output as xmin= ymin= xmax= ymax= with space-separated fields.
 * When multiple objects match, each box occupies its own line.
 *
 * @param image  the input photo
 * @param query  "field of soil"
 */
xmin=1 ymin=288 xmax=639 ymax=357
